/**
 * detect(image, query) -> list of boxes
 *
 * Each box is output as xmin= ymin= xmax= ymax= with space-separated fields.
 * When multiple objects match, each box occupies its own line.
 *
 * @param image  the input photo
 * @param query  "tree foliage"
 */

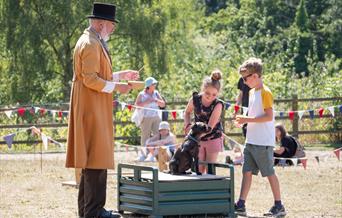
xmin=0 ymin=0 xmax=341 ymax=106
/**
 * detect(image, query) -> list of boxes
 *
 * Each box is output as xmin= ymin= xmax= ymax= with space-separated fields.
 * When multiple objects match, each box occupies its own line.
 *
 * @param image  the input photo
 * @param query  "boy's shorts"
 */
xmin=242 ymin=143 xmax=275 ymax=177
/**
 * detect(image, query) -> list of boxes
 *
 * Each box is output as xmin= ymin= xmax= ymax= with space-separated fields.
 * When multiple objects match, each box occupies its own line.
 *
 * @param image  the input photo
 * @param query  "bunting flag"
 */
xmin=58 ymin=111 xmax=63 ymax=118
xmin=339 ymin=105 xmax=342 ymax=113
xmin=63 ymin=112 xmax=68 ymax=117
xmin=51 ymin=110 xmax=57 ymax=120
xmin=121 ymin=102 xmax=126 ymax=110
xmin=39 ymin=108 xmax=46 ymax=116
xmin=279 ymin=111 xmax=284 ymax=118
xmin=17 ymin=108 xmax=26 ymax=117
xmin=29 ymin=107 xmax=35 ymax=115
xmin=157 ymin=110 xmax=163 ymax=120
xmin=113 ymin=101 xmax=118 ymax=109
xmin=327 ymin=106 xmax=335 ymax=117
xmin=242 ymin=107 xmax=248 ymax=116
xmin=318 ymin=108 xmax=324 ymax=118
xmin=291 ymin=158 xmax=298 ymax=166
xmin=41 ymin=134 xmax=49 ymax=150
xmin=225 ymin=102 xmax=231 ymax=110
xmin=300 ymin=159 xmax=307 ymax=170
xmin=125 ymin=144 xmax=129 ymax=152
xmin=179 ymin=110 xmax=184 ymax=119
xmin=31 ymin=127 xmax=41 ymax=136
xmin=298 ymin=110 xmax=305 ymax=120
xmin=171 ymin=111 xmax=177 ymax=120
xmin=288 ymin=111 xmax=295 ymax=121
xmin=34 ymin=107 xmax=40 ymax=113
xmin=279 ymin=159 xmax=286 ymax=167
xmin=162 ymin=111 xmax=169 ymax=121
xmin=315 ymin=156 xmax=320 ymax=163
xmin=4 ymin=110 xmax=12 ymax=119
xmin=234 ymin=105 xmax=240 ymax=113
xmin=334 ymin=148 xmax=341 ymax=160
xmin=309 ymin=110 xmax=314 ymax=119
xmin=127 ymin=104 xmax=133 ymax=111
xmin=3 ymin=133 xmax=15 ymax=149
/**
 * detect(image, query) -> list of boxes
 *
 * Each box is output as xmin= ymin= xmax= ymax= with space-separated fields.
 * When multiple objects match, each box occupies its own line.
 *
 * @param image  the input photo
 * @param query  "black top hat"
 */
xmin=87 ymin=2 xmax=119 ymax=23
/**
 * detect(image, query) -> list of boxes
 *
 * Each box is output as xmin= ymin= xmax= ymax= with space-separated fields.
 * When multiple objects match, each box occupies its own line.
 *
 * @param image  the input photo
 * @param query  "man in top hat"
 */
xmin=65 ymin=2 xmax=139 ymax=218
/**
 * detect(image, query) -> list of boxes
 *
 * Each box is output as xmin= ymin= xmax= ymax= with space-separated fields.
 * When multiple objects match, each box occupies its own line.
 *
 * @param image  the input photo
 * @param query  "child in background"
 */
xmin=136 ymin=121 xmax=176 ymax=162
xmin=234 ymin=57 xmax=286 ymax=217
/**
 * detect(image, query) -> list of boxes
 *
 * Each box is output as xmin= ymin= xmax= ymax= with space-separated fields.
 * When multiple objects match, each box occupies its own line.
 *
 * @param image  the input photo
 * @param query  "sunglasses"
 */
xmin=242 ymin=73 xmax=253 ymax=82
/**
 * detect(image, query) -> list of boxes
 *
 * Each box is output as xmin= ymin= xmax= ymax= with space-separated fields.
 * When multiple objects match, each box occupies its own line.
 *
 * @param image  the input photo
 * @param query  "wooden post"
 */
xmin=292 ymin=95 xmax=299 ymax=138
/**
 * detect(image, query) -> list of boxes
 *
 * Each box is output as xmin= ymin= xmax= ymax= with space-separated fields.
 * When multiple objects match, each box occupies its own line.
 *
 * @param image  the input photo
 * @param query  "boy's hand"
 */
xmin=234 ymin=115 xmax=248 ymax=127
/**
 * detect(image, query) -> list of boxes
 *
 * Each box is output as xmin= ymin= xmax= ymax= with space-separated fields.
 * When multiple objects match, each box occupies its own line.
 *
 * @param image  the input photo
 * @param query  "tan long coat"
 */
xmin=65 ymin=28 xmax=115 ymax=169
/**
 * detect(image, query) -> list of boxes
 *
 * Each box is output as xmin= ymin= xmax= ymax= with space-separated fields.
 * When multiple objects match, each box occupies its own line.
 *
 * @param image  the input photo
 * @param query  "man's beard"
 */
xmin=100 ymin=25 xmax=110 ymax=42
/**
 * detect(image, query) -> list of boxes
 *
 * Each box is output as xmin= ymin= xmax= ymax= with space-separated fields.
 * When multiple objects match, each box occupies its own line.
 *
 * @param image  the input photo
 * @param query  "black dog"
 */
xmin=169 ymin=122 xmax=211 ymax=175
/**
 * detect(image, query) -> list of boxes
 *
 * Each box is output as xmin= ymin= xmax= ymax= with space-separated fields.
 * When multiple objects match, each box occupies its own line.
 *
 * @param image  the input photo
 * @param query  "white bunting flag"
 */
xmin=298 ymin=110 xmax=305 ymax=120
xmin=121 ymin=102 xmax=126 ymax=110
xmin=327 ymin=106 xmax=335 ymax=117
xmin=179 ymin=110 xmax=184 ymax=119
xmin=242 ymin=107 xmax=248 ymax=116
xmin=51 ymin=110 xmax=57 ymax=120
xmin=291 ymin=158 xmax=298 ymax=166
xmin=4 ymin=110 xmax=12 ymax=119
xmin=157 ymin=110 xmax=163 ymax=120
xmin=34 ymin=107 xmax=40 ymax=113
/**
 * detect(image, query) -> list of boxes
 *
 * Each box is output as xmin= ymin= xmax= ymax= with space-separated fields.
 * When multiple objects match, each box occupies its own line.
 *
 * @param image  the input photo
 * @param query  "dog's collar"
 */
xmin=187 ymin=135 xmax=199 ymax=144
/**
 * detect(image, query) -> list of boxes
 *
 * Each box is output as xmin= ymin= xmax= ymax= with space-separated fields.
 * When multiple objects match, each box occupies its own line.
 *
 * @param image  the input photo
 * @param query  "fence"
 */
xmin=0 ymin=96 xmax=341 ymax=146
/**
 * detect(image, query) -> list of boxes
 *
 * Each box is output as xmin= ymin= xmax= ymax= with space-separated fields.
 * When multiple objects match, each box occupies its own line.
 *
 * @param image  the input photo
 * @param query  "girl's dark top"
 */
xmin=279 ymin=135 xmax=298 ymax=157
xmin=192 ymin=92 xmax=224 ymax=141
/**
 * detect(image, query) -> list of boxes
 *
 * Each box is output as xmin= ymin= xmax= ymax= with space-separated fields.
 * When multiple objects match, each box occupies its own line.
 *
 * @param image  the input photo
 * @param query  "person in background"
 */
xmin=135 ymin=77 xmax=165 ymax=150
xmin=143 ymin=121 xmax=177 ymax=162
xmin=274 ymin=123 xmax=298 ymax=165
xmin=184 ymin=70 xmax=224 ymax=174
xmin=234 ymin=76 xmax=251 ymax=137
xmin=65 ymin=3 xmax=139 ymax=218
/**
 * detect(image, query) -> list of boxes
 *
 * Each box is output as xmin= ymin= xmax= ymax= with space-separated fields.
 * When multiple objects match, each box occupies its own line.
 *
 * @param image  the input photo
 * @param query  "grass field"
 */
xmin=0 ymin=150 xmax=341 ymax=218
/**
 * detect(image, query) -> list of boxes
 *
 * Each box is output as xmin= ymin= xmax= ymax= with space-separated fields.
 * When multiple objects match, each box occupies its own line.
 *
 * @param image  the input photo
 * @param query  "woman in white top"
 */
xmin=135 ymin=77 xmax=165 ymax=147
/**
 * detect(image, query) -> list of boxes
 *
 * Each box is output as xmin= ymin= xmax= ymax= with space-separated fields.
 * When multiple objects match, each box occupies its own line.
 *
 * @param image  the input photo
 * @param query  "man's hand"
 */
xmin=116 ymin=83 xmax=132 ymax=94
xmin=119 ymin=70 xmax=139 ymax=80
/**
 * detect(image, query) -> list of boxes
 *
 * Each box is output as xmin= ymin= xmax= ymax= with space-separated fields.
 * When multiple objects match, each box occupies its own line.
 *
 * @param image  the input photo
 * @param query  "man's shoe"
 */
xmin=98 ymin=209 xmax=122 ymax=218
xmin=234 ymin=203 xmax=247 ymax=216
xmin=263 ymin=205 xmax=286 ymax=217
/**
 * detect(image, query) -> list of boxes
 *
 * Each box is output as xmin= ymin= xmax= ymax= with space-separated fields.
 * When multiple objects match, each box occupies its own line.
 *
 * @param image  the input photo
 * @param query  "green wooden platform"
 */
xmin=117 ymin=163 xmax=235 ymax=217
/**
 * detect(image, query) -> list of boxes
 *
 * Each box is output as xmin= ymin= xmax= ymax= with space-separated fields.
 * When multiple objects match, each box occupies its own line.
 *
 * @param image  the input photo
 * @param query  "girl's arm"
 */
xmin=207 ymin=103 xmax=223 ymax=130
xmin=184 ymin=97 xmax=194 ymax=134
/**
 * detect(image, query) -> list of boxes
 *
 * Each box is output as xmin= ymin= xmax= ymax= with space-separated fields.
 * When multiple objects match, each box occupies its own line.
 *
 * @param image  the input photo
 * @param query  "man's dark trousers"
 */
xmin=78 ymin=169 xmax=107 ymax=218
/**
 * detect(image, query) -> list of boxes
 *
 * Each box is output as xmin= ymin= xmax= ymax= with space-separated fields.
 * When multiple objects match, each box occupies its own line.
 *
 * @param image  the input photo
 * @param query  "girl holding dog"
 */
xmin=184 ymin=70 xmax=224 ymax=173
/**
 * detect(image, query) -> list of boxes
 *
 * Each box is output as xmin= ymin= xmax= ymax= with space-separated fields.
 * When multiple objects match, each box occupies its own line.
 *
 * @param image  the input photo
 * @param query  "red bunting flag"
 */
xmin=17 ymin=108 xmax=26 ymax=117
xmin=58 ymin=111 xmax=63 ymax=118
xmin=334 ymin=149 xmax=341 ymax=160
xmin=288 ymin=111 xmax=295 ymax=121
xmin=39 ymin=108 xmax=46 ymax=116
xmin=234 ymin=105 xmax=240 ymax=113
xmin=127 ymin=104 xmax=133 ymax=111
xmin=171 ymin=111 xmax=177 ymax=120
xmin=318 ymin=108 xmax=324 ymax=118
xmin=300 ymin=159 xmax=307 ymax=170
